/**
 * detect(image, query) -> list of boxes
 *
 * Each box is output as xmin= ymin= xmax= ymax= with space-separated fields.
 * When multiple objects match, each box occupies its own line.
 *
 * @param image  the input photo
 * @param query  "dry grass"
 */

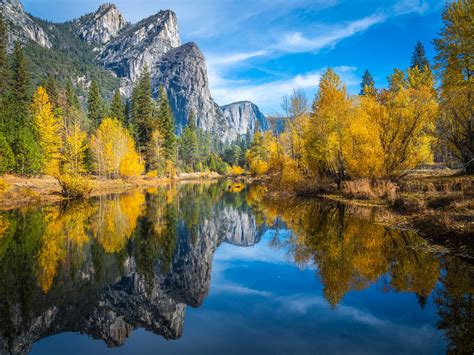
xmin=342 ymin=179 xmax=398 ymax=202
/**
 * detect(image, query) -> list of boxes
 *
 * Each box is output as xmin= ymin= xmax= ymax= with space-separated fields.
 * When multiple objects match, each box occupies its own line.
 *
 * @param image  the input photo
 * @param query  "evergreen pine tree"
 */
xmin=157 ymin=85 xmax=176 ymax=162
xmin=411 ymin=41 xmax=430 ymax=72
xmin=0 ymin=12 xmax=8 ymax=97
xmin=8 ymin=43 xmax=43 ymax=175
xmin=359 ymin=69 xmax=376 ymax=96
xmin=66 ymin=79 xmax=80 ymax=110
xmin=110 ymin=88 xmax=125 ymax=123
xmin=87 ymin=80 xmax=102 ymax=129
xmin=0 ymin=132 xmax=14 ymax=173
xmin=180 ymin=111 xmax=199 ymax=170
xmin=42 ymin=73 xmax=59 ymax=108
xmin=131 ymin=66 xmax=155 ymax=147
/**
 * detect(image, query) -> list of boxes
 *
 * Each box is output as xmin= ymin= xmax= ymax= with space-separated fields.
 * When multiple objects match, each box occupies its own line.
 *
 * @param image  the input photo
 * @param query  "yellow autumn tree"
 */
xmin=91 ymin=117 xmax=144 ymax=178
xmin=62 ymin=123 xmax=87 ymax=175
xmin=364 ymin=67 xmax=437 ymax=178
xmin=31 ymin=87 xmax=62 ymax=176
xmin=305 ymin=68 xmax=354 ymax=189
xmin=246 ymin=130 xmax=269 ymax=175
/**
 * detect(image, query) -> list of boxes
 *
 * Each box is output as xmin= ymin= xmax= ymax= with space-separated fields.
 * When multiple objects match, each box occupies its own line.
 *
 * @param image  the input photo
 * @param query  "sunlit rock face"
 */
xmin=221 ymin=101 xmax=269 ymax=142
xmin=98 ymin=10 xmax=181 ymax=82
xmin=0 ymin=0 xmax=51 ymax=49
xmin=71 ymin=3 xmax=128 ymax=45
xmin=153 ymin=42 xmax=227 ymax=133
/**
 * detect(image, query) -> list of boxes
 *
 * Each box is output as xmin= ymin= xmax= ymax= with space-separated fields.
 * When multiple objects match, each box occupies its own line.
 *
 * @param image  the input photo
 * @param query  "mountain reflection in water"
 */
xmin=0 ymin=181 xmax=472 ymax=354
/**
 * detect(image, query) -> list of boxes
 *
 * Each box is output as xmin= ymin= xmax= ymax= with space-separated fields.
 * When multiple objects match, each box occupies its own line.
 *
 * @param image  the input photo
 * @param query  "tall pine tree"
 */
xmin=9 ymin=43 xmax=43 ymax=175
xmin=0 ymin=12 xmax=8 ymax=97
xmin=87 ymin=80 xmax=102 ymax=129
xmin=411 ymin=41 xmax=430 ymax=72
xmin=110 ymin=88 xmax=125 ymax=124
xmin=157 ymin=86 xmax=176 ymax=162
xmin=66 ymin=79 xmax=80 ymax=110
xmin=359 ymin=69 xmax=376 ymax=96
xmin=180 ymin=111 xmax=199 ymax=170
xmin=0 ymin=12 xmax=14 ymax=173
xmin=131 ymin=65 xmax=155 ymax=148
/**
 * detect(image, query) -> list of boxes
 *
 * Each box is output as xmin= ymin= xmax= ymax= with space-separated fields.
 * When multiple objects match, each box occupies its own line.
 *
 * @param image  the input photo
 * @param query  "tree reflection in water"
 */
xmin=0 ymin=182 xmax=471 ymax=353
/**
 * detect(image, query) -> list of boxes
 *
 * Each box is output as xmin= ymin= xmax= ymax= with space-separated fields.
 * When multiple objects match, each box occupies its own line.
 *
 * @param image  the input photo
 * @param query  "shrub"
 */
xmin=146 ymin=170 xmax=158 ymax=178
xmin=229 ymin=165 xmax=245 ymax=176
xmin=0 ymin=178 xmax=10 ymax=193
xmin=250 ymin=160 xmax=268 ymax=176
xmin=57 ymin=175 xmax=94 ymax=199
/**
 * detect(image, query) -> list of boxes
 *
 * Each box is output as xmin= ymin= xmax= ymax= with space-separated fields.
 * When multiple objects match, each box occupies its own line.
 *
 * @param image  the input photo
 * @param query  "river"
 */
xmin=0 ymin=181 xmax=471 ymax=354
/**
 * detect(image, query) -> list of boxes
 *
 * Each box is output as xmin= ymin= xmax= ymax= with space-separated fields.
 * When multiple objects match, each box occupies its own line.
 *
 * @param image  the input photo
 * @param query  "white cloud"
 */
xmin=210 ymin=66 xmax=358 ymax=111
xmin=275 ymin=13 xmax=386 ymax=53
xmin=207 ymin=50 xmax=269 ymax=66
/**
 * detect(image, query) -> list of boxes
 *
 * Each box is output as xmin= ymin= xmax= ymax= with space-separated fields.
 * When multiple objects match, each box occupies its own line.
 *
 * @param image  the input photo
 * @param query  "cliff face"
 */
xmin=221 ymin=101 xmax=270 ymax=142
xmin=97 ymin=10 xmax=181 ymax=82
xmin=71 ymin=3 xmax=128 ymax=45
xmin=0 ymin=0 xmax=268 ymax=141
xmin=0 ymin=0 xmax=51 ymax=49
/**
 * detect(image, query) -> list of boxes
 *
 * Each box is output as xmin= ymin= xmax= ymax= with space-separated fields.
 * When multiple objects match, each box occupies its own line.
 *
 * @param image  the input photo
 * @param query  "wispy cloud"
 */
xmin=275 ymin=13 xmax=386 ymax=53
xmin=207 ymin=50 xmax=269 ymax=66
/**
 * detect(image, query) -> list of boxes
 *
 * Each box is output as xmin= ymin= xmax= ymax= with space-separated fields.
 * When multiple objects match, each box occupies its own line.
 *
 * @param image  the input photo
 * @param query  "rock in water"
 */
xmin=71 ymin=3 xmax=128 ymax=44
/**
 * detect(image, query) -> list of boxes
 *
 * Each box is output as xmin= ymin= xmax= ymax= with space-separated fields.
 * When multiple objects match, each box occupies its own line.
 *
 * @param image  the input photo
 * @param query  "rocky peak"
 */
xmin=98 ymin=10 xmax=181 ymax=82
xmin=154 ymin=42 xmax=225 ymax=133
xmin=0 ymin=0 xmax=51 ymax=49
xmin=221 ymin=101 xmax=269 ymax=142
xmin=72 ymin=3 xmax=127 ymax=44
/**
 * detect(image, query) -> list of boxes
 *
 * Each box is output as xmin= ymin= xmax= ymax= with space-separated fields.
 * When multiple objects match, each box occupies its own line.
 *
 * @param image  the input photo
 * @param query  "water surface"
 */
xmin=0 ymin=181 xmax=472 ymax=354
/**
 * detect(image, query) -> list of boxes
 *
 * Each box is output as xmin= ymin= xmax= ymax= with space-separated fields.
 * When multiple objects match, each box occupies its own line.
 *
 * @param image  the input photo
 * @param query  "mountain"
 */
xmin=71 ymin=3 xmax=128 ymax=45
xmin=221 ymin=101 xmax=269 ymax=142
xmin=0 ymin=0 xmax=268 ymax=142
xmin=0 ymin=0 xmax=51 ymax=49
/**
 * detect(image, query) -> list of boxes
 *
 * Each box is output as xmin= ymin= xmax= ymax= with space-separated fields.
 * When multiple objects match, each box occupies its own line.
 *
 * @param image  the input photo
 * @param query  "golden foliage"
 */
xmin=0 ymin=178 xmax=9 ymax=193
xmin=57 ymin=174 xmax=94 ymax=199
xmin=229 ymin=165 xmax=245 ymax=175
xmin=91 ymin=118 xmax=144 ymax=179
xmin=62 ymin=124 xmax=87 ymax=175
xmin=91 ymin=191 xmax=145 ymax=253
xmin=31 ymin=87 xmax=62 ymax=176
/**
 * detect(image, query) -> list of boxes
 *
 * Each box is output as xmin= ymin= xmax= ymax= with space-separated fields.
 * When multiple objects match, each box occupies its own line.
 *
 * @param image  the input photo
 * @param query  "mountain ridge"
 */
xmin=0 ymin=0 xmax=269 ymax=142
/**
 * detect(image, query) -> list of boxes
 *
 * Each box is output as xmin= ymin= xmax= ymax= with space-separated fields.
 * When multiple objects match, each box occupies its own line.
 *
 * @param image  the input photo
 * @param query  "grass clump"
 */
xmin=342 ymin=179 xmax=398 ymax=202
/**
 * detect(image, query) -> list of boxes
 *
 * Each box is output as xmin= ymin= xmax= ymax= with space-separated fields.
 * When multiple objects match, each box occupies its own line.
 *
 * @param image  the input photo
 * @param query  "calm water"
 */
xmin=0 ymin=181 xmax=472 ymax=354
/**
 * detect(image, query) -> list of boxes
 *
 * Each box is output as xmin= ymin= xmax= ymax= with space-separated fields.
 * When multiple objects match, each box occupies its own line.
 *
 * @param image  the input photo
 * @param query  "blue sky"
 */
xmin=22 ymin=0 xmax=445 ymax=114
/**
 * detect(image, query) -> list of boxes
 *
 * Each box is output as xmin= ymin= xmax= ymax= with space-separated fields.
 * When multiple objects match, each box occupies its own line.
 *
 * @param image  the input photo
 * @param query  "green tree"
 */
xmin=434 ymin=0 xmax=473 ymax=173
xmin=87 ymin=80 xmax=102 ymax=129
xmin=411 ymin=41 xmax=430 ymax=72
xmin=42 ymin=73 xmax=60 ymax=108
xmin=66 ymin=79 xmax=80 ymax=110
xmin=131 ymin=66 xmax=155 ymax=148
xmin=110 ymin=88 xmax=125 ymax=123
xmin=180 ymin=111 xmax=199 ymax=170
xmin=0 ymin=132 xmax=14 ymax=173
xmin=8 ymin=43 xmax=43 ymax=175
xmin=0 ymin=11 xmax=8 ymax=97
xmin=359 ymin=69 xmax=376 ymax=96
xmin=157 ymin=86 xmax=177 ymax=162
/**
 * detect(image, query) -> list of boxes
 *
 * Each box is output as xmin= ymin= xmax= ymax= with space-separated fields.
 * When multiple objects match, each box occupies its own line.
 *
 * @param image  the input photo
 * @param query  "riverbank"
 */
xmin=240 ymin=169 xmax=473 ymax=259
xmin=0 ymin=172 xmax=222 ymax=210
